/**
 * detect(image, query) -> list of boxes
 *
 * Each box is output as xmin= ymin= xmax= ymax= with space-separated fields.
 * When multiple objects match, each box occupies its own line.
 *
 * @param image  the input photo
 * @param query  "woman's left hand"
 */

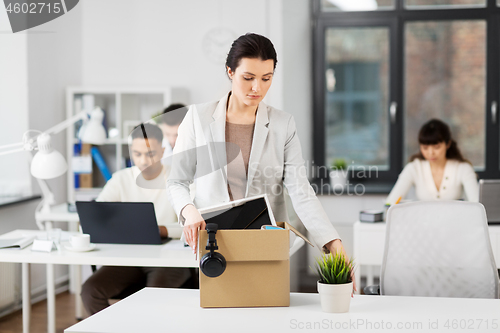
xmin=325 ymin=239 xmax=357 ymax=297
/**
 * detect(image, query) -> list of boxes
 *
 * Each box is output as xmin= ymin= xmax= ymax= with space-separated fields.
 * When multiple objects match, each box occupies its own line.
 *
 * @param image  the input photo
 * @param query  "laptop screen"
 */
xmin=76 ymin=201 xmax=164 ymax=244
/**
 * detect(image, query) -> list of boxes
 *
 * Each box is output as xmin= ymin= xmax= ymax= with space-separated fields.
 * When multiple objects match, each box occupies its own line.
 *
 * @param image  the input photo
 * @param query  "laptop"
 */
xmin=198 ymin=194 xmax=276 ymax=230
xmin=75 ymin=201 xmax=171 ymax=244
xmin=479 ymin=179 xmax=500 ymax=225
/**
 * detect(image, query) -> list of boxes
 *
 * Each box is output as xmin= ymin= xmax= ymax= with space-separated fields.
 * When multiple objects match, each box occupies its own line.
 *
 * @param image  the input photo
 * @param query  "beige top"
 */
xmin=225 ymin=122 xmax=255 ymax=201
xmin=385 ymin=159 xmax=479 ymax=204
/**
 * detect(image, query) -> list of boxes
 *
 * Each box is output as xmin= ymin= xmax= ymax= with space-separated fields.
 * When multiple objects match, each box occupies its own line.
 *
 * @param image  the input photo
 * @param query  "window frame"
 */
xmin=312 ymin=0 xmax=500 ymax=190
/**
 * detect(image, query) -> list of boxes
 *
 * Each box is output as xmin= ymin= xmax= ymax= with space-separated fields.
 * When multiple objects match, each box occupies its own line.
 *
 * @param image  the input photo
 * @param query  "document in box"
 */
xmin=0 ymin=236 xmax=36 ymax=250
xmin=198 ymin=194 xmax=277 ymax=229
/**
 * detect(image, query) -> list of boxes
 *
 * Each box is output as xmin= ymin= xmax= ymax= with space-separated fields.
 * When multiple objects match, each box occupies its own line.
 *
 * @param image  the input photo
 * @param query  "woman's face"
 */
xmin=227 ymin=57 xmax=274 ymax=108
xmin=420 ymin=141 xmax=449 ymax=163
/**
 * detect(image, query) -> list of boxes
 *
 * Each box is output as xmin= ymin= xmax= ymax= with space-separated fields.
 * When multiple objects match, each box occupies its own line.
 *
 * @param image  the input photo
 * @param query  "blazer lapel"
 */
xmin=209 ymin=93 xmax=229 ymax=186
xmin=246 ymin=101 xmax=269 ymax=197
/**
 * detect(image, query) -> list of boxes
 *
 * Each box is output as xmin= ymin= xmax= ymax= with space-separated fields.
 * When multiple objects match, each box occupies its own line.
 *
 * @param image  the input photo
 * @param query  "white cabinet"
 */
xmin=65 ymin=86 xmax=188 ymax=203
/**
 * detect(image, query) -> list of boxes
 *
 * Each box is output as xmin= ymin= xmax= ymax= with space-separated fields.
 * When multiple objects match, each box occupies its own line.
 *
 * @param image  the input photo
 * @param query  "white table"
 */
xmin=353 ymin=221 xmax=500 ymax=293
xmin=34 ymin=203 xmax=83 ymax=311
xmin=0 ymin=229 xmax=305 ymax=333
xmin=33 ymin=203 xmax=192 ymax=296
xmin=65 ymin=288 xmax=500 ymax=333
xmin=0 ymin=230 xmax=196 ymax=333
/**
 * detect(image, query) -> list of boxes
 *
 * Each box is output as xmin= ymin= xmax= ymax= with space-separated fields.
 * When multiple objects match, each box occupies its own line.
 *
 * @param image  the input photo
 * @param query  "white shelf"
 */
xmin=66 ymin=86 xmax=189 ymax=203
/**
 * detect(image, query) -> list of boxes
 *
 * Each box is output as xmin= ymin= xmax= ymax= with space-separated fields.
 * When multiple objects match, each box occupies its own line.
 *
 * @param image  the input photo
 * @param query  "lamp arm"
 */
xmin=1 ymin=112 xmax=86 ymax=156
xmin=0 ymin=141 xmax=26 ymax=156
xmin=43 ymin=111 xmax=89 ymax=136
xmin=0 ymin=141 xmax=24 ymax=150
xmin=0 ymin=146 xmax=25 ymax=157
xmin=1 ymin=109 xmax=101 ymax=157
xmin=25 ymin=152 xmax=54 ymax=215
xmin=0 ymin=129 xmax=45 ymax=156
xmin=35 ymin=177 xmax=55 ymax=213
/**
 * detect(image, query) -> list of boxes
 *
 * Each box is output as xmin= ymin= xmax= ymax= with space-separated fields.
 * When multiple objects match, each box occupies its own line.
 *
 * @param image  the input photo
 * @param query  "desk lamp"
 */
xmin=0 ymin=107 xmax=107 ymax=221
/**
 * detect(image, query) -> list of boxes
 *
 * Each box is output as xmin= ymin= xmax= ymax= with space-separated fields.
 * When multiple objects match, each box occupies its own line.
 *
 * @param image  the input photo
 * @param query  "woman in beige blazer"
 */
xmin=166 ymin=33 xmax=354 ymax=290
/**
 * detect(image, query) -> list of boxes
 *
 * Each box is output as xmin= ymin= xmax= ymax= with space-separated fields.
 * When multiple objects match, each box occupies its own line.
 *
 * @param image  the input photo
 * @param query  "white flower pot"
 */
xmin=317 ymin=281 xmax=353 ymax=313
xmin=329 ymin=169 xmax=348 ymax=190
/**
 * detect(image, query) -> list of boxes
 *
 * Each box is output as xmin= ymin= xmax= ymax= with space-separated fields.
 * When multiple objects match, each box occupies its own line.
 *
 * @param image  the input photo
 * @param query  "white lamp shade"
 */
xmin=80 ymin=107 xmax=107 ymax=144
xmin=30 ymin=133 xmax=68 ymax=179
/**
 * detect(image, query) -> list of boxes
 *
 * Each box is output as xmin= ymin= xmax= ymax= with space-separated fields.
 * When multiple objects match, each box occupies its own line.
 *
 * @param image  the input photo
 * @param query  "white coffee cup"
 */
xmin=70 ymin=234 xmax=91 ymax=249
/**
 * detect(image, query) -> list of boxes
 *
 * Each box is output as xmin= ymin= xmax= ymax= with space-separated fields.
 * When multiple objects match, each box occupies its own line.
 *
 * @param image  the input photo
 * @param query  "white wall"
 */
xmin=81 ymin=0 xmax=285 ymax=107
xmin=27 ymin=2 xmax=83 ymax=205
xmin=80 ymin=0 xmax=317 ymax=174
xmin=282 ymin=0 xmax=313 ymax=162
xmin=0 ymin=5 xmax=31 ymax=197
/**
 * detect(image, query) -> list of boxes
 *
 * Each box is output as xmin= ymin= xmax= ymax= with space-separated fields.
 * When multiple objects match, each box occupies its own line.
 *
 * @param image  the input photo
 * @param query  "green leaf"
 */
xmin=314 ymin=251 xmax=355 ymax=285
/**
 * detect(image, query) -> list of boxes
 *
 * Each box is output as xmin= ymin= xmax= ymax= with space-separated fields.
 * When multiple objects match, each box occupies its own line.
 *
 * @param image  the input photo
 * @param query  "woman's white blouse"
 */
xmin=385 ymin=159 xmax=479 ymax=205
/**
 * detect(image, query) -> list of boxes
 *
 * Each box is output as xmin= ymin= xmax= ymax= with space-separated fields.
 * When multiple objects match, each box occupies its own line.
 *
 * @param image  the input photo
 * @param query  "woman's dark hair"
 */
xmin=225 ymin=33 xmax=277 ymax=78
xmin=410 ymin=118 xmax=469 ymax=163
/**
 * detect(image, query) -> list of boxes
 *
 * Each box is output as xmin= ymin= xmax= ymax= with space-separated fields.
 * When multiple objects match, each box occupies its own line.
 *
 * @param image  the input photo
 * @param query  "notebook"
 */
xmin=0 ymin=236 xmax=36 ymax=250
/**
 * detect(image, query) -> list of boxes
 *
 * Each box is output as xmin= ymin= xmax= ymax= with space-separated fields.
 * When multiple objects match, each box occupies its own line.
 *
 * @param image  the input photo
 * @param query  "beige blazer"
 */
xmin=166 ymin=92 xmax=340 ymax=248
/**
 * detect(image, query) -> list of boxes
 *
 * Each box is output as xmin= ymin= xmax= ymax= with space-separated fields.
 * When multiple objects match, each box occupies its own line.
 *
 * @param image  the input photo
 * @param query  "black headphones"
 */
xmin=200 ymin=223 xmax=226 ymax=278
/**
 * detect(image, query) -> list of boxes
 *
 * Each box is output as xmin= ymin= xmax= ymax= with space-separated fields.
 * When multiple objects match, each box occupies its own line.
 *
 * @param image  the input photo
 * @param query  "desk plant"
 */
xmin=315 ymin=251 xmax=354 ymax=313
xmin=330 ymin=158 xmax=348 ymax=189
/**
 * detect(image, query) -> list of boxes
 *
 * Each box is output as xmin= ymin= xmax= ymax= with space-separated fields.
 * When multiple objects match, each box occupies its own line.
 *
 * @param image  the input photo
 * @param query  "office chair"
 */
xmin=364 ymin=201 xmax=499 ymax=298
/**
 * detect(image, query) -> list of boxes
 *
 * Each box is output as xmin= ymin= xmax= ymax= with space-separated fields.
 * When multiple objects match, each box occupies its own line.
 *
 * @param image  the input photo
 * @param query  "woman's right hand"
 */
xmin=181 ymin=204 xmax=206 ymax=254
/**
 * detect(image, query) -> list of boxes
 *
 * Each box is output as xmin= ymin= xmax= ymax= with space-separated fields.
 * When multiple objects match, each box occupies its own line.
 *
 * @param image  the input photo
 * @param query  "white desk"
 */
xmin=0 ymin=230 xmax=196 ymax=333
xmin=0 ymin=229 xmax=305 ymax=333
xmin=65 ymin=288 xmax=500 ymax=333
xmin=353 ymin=221 xmax=500 ymax=293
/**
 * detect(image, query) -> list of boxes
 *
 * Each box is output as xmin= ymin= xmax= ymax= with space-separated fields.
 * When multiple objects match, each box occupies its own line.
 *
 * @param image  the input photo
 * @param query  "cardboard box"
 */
xmin=198 ymin=221 xmax=312 ymax=308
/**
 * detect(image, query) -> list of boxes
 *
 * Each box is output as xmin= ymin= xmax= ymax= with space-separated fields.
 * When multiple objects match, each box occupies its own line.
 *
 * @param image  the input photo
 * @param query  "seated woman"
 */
xmin=386 ymin=119 xmax=478 ymax=205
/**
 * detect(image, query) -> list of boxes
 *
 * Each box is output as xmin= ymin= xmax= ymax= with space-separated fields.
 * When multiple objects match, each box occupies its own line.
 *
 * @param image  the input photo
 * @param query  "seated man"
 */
xmin=81 ymin=123 xmax=190 ymax=315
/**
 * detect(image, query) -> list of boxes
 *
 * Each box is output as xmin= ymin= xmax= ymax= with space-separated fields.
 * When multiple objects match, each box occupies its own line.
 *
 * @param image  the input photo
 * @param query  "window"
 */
xmin=324 ymin=28 xmax=390 ymax=169
xmin=313 ymin=0 xmax=500 ymax=188
xmin=404 ymin=20 xmax=486 ymax=167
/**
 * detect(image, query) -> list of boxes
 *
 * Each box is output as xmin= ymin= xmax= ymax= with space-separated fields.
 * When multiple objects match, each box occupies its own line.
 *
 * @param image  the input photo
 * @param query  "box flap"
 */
xmin=199 ymin=229 xmax=289 ymax=262
xmin=276 ymin=221 xmax=314 ymax=248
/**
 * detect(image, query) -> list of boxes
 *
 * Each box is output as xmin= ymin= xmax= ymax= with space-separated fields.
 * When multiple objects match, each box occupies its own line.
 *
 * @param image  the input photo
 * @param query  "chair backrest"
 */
xmin=380 ymin=201 xmax=499 ymax=299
